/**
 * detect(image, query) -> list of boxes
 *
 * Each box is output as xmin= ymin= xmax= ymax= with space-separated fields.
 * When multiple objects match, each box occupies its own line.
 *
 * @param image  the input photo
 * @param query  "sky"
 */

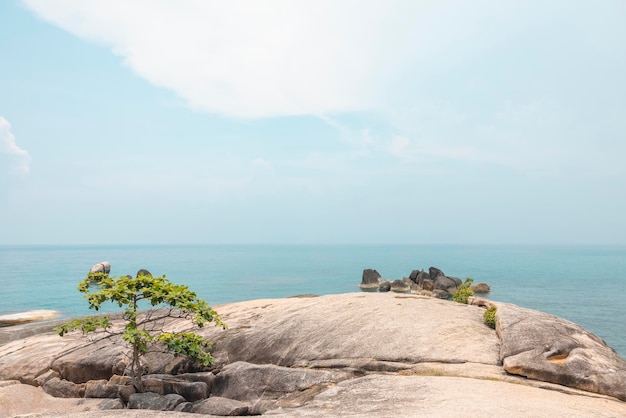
xmin=1 ymin=0 xmax=625 ymax=245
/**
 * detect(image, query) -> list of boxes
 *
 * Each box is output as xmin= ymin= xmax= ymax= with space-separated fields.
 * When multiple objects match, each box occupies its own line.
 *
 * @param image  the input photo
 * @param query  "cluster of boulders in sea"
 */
xmin=359 ymin=266 xmax=491 ymax=299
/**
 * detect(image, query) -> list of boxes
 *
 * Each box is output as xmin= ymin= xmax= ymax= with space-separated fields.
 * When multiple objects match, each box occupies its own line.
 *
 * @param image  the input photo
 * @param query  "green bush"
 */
xmin=452 ymin=278 xmax=474 ymax=304
xmin=483 ymin=305 xmax=497 ymax=329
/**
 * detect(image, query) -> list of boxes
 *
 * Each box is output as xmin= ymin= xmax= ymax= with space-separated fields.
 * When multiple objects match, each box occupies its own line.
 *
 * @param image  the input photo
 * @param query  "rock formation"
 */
xmin=370 ymin=266 xmax=474 ymax=298
xmin=0 ymin=293 xmax=625 ymax=417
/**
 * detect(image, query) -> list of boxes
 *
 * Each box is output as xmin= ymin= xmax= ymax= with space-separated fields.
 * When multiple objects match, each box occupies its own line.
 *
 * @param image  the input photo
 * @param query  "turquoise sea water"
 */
xmin=0 ymin=244 xmax=624 ymax=357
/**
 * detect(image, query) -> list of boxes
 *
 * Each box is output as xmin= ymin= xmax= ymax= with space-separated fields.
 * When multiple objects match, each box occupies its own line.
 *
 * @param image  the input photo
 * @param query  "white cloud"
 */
xmin=20 ymin=0 xmax=626 ymax=178
xmin=0 ymin=117 xmax=31 ymax=175
xmin=21 ymin=0 xmax=441 ymax=118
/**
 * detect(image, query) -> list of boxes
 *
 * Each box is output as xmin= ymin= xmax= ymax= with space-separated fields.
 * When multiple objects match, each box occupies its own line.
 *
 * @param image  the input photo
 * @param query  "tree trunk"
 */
xmin=132 ymin=345 xmax=144 ymax=392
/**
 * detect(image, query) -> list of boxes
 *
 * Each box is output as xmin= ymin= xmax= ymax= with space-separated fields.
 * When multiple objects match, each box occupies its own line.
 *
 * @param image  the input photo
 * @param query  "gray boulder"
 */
xmin=447 ymin=276 xmax=462 ymax=287
xmin=390 ymin=279 xmax=410 ymax=293
xmin=496 ymin=302 xmax=626 ymax=401
xmin=434 ymin=276 xmax=458 ymax=293
xmin=128 ymin=392 xmax=186 ymax=411
xmin=212 ymin=361 xmax=353 ymax=402
xmin=192 ymin=396 xmax=249 ymax=416
xmin=359 ymin=269 xmax=381 ymax=289
xmin=471 ymin=282 xmax=491 ymax=293
xmin=421 ymin=278 xmax=434 ymax=291
xmin=42 ymin=377 xmax=84 ymax=398
xmin=142 ymin=375 xmax=209 ymax=401
xmin=84 ymin=379 xmax=131 ymax=399
xmin=415 ymin=270 xmax=430 ymax=285
xmin=429 ymin=267 xmax=445 ymax=279
xmin=378 ymin=280 xmax=391 ymax=292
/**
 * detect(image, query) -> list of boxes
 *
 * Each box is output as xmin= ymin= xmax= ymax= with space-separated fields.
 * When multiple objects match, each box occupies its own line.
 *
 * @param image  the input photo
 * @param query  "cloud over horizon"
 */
xmin=0 ymin=116 xmax=31 ymax=175
xmin=21 ymin=0 xmax=626 ymax=175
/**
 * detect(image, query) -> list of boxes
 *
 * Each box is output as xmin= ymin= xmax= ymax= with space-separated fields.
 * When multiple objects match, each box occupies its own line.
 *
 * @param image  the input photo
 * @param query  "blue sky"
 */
xmin=1 ymin=0 xmax=625 ymax=245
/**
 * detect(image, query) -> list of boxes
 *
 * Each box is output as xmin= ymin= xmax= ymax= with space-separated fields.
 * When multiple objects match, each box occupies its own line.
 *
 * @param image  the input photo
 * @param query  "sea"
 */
xmin=0 ymin=244 xmax=624 ymax=358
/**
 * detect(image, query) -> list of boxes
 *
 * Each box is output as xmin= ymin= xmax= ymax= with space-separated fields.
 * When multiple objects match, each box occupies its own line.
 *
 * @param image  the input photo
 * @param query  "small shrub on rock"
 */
xmin=483 ymin=306 xmax=497 ymax=329
xmin=452 ymin=278 xmax=474 ymax=304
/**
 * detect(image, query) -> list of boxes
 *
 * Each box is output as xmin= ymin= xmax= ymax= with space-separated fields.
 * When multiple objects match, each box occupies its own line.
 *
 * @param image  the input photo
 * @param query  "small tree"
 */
xmin=483 ymin=305 xmax=497 ymax=329
xmin=55 ymin=270 xmax=226 ymax=391
xmin=452 ymin=278 xmax=474 ymax=304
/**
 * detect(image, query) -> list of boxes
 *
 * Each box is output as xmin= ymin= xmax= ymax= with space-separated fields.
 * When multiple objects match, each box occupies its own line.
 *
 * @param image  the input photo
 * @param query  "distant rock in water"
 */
xmin=359 ymin=269 xmax=382 ymax=290
xmin=390 ymin=279 xmax=410 ymax=293
xmin=360 ymin=266 xmax=490 ymax=301
xmin=89 ymin=261 xmax=111 ymax=275
xmin=471 ymin=282 xmax=491 ymax=294
xmin=378 ymin=280 xmax=391 ymax=292
xmin=136 ymin=269 xmax=152 ymax=278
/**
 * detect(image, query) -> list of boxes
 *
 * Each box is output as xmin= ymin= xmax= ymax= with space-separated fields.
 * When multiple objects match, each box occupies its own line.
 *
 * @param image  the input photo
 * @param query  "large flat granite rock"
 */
xmin=0 ymin=292 xmax=624 ymax=416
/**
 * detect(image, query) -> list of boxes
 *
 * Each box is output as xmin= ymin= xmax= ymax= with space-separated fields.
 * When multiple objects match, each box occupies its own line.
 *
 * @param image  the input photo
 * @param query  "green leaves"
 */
xmin=452 ymin=277 xmax=474 ymax=304
xmin=57 ymin=269 xmax=226 ymax=389
xmin=157 ymin=332 xmax=216 ymax=366
xmin=484 ymin=305 xmax=497 ymax=329
xmin=54 ymin=316 xmax=110 ymax=336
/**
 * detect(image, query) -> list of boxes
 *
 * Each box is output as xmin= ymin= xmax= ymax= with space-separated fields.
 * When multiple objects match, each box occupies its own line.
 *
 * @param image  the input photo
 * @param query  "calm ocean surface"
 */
xmin=0 ymin=244 xmax=624 ymax=357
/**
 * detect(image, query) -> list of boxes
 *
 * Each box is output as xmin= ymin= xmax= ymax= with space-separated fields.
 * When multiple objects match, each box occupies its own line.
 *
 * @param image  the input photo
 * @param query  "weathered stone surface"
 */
xmin=89 ymin=262 xmax=111 ymax=274
xmin=0 ymin=310 xmax=59 ymax=326
xmin=496 ymin=302 xmax=626 ymax=401
xmin=2 ymin=292 xmax=625 ymax=418
xmin=0 ymin=318 xmax=68 ymax=346
xmin=389 ymin=279 xmax=410 ymax=292
xmin=128 ymin=392 xmax=185 ymax=411
xmin=142 ymin=376 xmax=209 ymax=401
xmin=192 ymin=396 xmax=249 ymax=415
xmin=378 ymin=280 xmax=391 ymax=292
xmin=471 ymin=282 xmax=491 ymax=293
xmin=97 ymin=397 xmax=125 ymax=410
xmin=264 ymin=374 xmax=626 ymax=417
xmin=202 ymin=293 xmax=500 ymax=368
xmin=51 ymin=338 xmax=129 ymax=383
xmin=84 ymin=379 xmax=133 ymax=399
xmin=42 ymin=376 xmax=85 ymax=398
xmin=432 ymin=289 xmax=451 ymax=299
xmin=212 ymin=361 xmax=353 ymax=402
xmin=174 ymin=401 xmax=194 ymax=412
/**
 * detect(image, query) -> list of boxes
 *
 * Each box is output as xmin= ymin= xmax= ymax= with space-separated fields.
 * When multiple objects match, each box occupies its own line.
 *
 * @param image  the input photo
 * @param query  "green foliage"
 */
xmin=483 ymin=305 xmax=497 ymax=329
xmin=55 ymin=316 xmax=111 ymax=336
xmin=55 ymin=270 xmax=226 ymax=391
xmin=452 ymin=277 xmax=474 ymax=304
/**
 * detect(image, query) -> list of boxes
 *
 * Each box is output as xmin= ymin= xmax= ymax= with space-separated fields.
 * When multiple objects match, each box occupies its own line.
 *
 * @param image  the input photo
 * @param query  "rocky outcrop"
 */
xmin=367 ymin=266 xmax=483 ymax=300
xmin=0 ymin=292 xmax=625 ymax=417
xmin=495 ymin=302 xmax=626 ymax=401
